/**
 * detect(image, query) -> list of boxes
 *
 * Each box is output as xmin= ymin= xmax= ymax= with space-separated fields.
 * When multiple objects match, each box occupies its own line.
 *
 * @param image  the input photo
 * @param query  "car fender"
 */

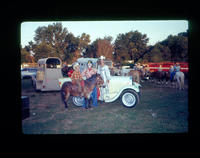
xmin=105 ymin=85 xmax=140 ymax=103
xmin=58 ymin=77 xmax=72 ymax=88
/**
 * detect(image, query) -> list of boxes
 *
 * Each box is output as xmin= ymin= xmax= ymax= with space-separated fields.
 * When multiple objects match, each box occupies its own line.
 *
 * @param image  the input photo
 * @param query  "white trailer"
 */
xmin=32 ymin=57 xmax=63 ymax=91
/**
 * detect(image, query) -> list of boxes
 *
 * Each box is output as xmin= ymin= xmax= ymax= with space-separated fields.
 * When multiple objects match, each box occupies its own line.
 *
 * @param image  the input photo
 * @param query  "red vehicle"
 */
xmin=147 ymin=62 xmax=189 ymax=72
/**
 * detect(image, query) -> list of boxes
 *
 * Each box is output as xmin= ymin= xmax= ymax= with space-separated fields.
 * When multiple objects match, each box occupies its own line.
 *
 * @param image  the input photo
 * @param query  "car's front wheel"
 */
xmin=120 ymin=90 xmax=139 ymax=108
xmin=72 ymin=96 xmax=85 ymax=107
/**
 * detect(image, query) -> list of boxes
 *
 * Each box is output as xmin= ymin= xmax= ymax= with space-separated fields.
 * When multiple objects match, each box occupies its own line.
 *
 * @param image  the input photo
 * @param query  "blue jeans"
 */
xmin=170 ymin=71 xmax=176 ymax=81
xmin=91 ymin=86 xmax=98 ymax=106
xmin=82 ymin=86 xmax=98 ymax=108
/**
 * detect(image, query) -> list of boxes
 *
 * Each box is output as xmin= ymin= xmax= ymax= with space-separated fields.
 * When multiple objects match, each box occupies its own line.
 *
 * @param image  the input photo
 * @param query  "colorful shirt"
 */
xmin=175 ymin=66 xmax=180 ymax=72
xmin=68 ymin=69 xmax=74 ymax=77
xmin=169 ymin=67 xmax=174 ymax=73
xmin=82 ymin=68 xmax=97 ymax=79
xmin=71 ymin=70 xmax=83 ymax=81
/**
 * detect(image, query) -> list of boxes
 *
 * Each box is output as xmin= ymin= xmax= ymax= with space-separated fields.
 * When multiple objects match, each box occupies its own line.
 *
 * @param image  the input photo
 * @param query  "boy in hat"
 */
xmin=70 ymin=62 xmax=84 ymax=95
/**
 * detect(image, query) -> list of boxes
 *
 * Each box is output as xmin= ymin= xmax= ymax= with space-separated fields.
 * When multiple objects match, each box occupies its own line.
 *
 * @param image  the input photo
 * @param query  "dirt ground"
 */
xmin=21 ymin=78 xmax=189 ymax=134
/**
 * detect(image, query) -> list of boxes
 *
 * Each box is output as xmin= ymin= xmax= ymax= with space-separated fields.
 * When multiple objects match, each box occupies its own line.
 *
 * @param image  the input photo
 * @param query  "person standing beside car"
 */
xmin=82 ymin=60 xmax=98 ymax=107
xmin=70 ymin=62 xmax=84 ymax=95
xmin=97 ymin=55 xmax=111 ymax=101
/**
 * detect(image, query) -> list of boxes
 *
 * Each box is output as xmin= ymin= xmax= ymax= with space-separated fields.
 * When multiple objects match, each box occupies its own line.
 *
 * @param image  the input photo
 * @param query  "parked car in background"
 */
xmin=21 ymin=68 xmax=37 ymax=79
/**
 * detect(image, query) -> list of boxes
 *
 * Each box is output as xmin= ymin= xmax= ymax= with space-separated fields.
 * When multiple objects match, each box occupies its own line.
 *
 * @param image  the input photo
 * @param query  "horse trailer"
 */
xmin=32 ymin=57 xmax=63 ymax=91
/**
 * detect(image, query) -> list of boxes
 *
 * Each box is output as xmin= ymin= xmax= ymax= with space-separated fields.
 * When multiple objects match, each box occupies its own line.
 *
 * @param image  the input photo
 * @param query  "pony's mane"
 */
xmin=85 ymin=74 xmax=97 ymax=83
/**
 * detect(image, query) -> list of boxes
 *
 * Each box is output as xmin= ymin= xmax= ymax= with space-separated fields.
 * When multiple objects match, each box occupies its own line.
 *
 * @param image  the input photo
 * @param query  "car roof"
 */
xmin=77 ymin=58 xmax=98 ymax=64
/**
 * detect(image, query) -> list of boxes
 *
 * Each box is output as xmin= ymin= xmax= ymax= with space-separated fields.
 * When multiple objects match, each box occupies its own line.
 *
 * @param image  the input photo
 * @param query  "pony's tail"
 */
xmin=181 ymin=74 xmax=185 ymax=88
xmin=60 ymin=82 xmax=68 ymax=106
xmin=61 ymin=88 xmax=66 ymax=104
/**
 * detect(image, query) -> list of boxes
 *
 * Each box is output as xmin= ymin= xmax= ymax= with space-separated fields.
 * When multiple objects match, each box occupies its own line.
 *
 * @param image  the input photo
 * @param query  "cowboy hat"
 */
xmin=73 ymin=62 xmax=79 ymax=70
xmin=99 ymin=55 xmax=105 ymax=60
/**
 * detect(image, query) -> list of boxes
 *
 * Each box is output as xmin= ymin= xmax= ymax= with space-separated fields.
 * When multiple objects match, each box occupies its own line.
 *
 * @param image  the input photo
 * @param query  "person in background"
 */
xmin=82 ymin=60 xmax=98 ymax=107
xmin=175 ymin=63 xmax=181 ymax=72
xmin=97 ymin=55 xmax=111 ymax=101
xmin=158 ymin=65 xmax=162 ymax=72
xmin=67 ymin=66 xmax=74 ymax=77
xmin=169 ymin=65 xmax=174 ymax=82
xmin=61 ymin=61 xmax=68 ymax=77
xmin=171 ymin=63 xmax=180 ymax=81
xmin=137 ymin=63 xmax=142 ymax=70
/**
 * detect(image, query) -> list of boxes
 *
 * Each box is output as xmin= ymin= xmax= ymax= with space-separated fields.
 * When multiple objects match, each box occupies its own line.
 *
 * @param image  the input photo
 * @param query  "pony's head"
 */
xmin=96 ymin=74 xmax=104 ymax=87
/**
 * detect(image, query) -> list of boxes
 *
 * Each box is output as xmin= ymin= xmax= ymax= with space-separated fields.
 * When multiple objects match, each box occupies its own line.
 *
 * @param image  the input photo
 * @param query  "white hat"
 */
xmin=73 ymin=62 xmax=79 ymax=70
xmin=99 ymin=55 xmax=105 ymax=60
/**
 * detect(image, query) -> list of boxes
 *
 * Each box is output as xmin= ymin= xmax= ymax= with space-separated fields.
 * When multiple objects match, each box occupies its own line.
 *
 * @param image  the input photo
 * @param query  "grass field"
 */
xmin=21 ymin=79 xmax=188 ymax=134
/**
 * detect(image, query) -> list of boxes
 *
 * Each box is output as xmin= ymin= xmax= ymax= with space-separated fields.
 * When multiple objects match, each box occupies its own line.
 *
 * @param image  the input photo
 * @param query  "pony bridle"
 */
xmin=97 ymin=76 xmax=104 ymax=87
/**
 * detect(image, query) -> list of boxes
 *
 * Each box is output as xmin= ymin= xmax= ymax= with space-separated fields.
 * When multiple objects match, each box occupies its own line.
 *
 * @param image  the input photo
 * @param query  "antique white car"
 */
xmin=58 ymin=58 xmax=141 ymax=108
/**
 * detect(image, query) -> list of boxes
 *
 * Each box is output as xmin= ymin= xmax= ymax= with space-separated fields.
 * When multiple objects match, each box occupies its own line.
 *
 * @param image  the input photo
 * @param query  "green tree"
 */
xmin=78 ymin=33 xmax=91 ymax=56
xmin=30 ymin=22 xmax=68 ymax=61
xmin=161 ymin=33 xmax=188 ymax=62
xmin=21 ymin=48 xmax=34 ymax=63
xmin=33 ymin=41 xmax=55 ymax=61
xmin=96 ymin=37 xmax=114 ymax=60
xmin=84 ymin=36 xmax=113 ymax=59
xmin=148 ymin=43 xmax=164 ymax=62
xmin=63 ymin=32 xmax=80 ymax=64
xmin=114 ymin=31 xmax=149 ymax=63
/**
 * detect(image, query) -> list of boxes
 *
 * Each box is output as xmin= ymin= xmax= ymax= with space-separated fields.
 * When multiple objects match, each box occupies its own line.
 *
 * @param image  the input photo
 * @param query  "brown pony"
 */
xmin=60 ymin=74 xmax=104 ymax=109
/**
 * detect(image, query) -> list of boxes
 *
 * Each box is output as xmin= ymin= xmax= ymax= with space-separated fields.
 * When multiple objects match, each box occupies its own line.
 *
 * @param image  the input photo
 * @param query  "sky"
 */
xmin=20 ymin=20 xmax=188 ymax=47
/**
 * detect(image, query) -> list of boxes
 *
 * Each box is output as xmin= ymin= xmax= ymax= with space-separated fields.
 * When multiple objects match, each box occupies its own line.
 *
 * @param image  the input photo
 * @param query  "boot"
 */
xmin=85 ymin=98 xmax=88 ymax=109
xmin=88 ymin=98 xmax=91 ymax=108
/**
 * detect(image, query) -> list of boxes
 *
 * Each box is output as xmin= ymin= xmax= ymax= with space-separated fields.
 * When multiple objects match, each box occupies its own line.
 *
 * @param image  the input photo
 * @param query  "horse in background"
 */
xmin=110 ymin=67 xmax=121 ymax=76
xmin=128 ymin=70 xmax=141 ymax=83
xmin=174 ymin=71 xmax=185 ymax=90
xmin=149 ymin=71 xmax=165 ymax=84
xmin=128 ymin=67 xmax=150 ymax=84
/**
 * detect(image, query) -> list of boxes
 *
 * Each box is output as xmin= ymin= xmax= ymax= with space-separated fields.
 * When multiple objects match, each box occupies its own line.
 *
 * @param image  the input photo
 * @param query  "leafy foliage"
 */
xmin=21 ymin=23 xmax=188 ymax=64
xmin=114 ymin=31 xmax=149 ymax=63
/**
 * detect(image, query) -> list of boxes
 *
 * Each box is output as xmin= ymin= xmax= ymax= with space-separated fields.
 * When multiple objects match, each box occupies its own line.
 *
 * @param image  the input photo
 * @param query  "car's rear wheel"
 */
xmin=120 ymin=90 xmax=139 ymax=108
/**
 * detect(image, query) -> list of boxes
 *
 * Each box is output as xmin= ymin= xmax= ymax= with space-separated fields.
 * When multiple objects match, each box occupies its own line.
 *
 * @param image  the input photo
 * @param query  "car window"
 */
xmin=46 ymin=58 xmax=61 ymax=68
